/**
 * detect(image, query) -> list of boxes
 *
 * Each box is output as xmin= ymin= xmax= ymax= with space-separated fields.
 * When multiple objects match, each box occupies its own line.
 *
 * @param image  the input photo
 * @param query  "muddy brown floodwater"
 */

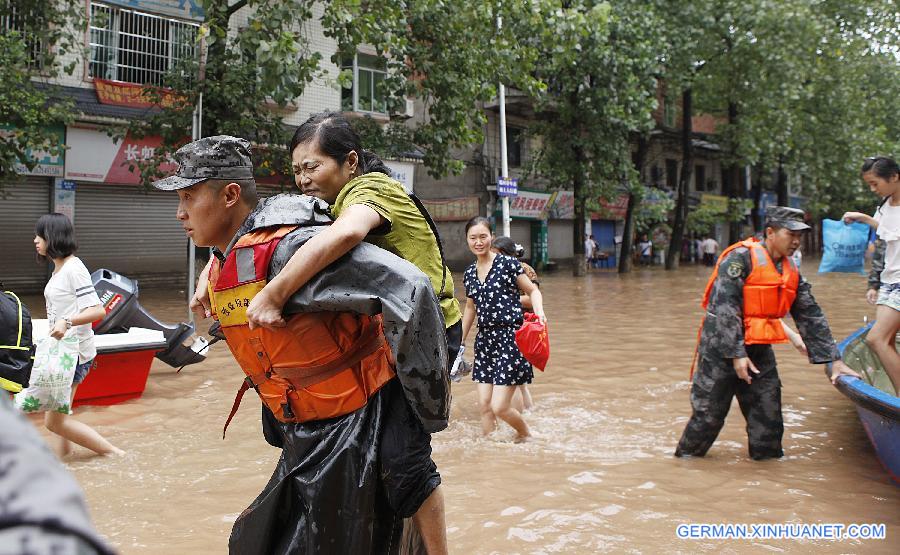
xmin=20 ymin=262 xmax=899 ymax=553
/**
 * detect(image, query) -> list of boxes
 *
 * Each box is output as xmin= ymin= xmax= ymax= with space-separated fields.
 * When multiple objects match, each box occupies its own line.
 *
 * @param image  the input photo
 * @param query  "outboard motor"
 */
xmin=91 ymin=269 xmax=208 ymax=368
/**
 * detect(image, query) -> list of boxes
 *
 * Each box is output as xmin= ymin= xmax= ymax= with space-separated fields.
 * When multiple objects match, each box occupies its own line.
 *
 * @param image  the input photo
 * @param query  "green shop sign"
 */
xmin=1 ymin=124 xmax=66 ymax=177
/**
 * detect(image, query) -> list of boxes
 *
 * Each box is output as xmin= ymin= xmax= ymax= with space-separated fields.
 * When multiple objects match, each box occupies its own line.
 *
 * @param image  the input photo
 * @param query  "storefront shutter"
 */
xmin=548 ymin=220 xmax=575 ymax=261
xmin=0 ymin=177 xmax=51 ymax=293
xmin=73 ymin=184 xmax=187 ymax=287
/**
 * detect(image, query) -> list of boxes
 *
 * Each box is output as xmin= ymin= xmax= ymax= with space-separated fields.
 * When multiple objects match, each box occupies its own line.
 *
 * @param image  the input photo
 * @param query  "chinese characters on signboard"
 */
xmin=383 ymin=160 xmax=415 ymax=194
xmin=506 ymin=190 xmax=575 ymax=220
xmin=64 ymin=127 xmax=177 ymax=184
xmin=53 ymin=179 xmax=76 ymax=222
xmin=94 ymin=79 xmax=185 ymax=109
xmin=509 ymin=190 xmax=553 ymax=219
xmin=497 ymin=178 xmax=518 ymax=197
xmin=420 ymin=197 xmax=480 ymax=221
xmin=0 ymin=125 xmax=66 ymax=177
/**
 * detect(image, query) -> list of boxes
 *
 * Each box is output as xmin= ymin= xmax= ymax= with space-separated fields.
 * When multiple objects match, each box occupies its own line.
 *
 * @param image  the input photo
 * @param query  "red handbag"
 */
xmin=515 ymin=313 xmax=550 ymax=371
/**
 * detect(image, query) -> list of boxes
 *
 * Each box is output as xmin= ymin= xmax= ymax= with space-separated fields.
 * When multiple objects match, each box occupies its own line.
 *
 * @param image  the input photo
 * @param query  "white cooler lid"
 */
xmin=31 ymin=319 xmax=166 ymax=349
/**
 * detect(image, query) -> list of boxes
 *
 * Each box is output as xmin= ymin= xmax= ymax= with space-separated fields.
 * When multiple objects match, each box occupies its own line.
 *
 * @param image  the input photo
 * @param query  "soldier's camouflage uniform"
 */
xmin=675 ymin=243 xmax=841 ymax=460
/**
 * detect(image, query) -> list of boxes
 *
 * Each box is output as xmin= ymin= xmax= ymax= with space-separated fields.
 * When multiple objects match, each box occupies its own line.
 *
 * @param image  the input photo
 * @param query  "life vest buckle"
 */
xmin=282 ymin=400 xmax=295 ymax=419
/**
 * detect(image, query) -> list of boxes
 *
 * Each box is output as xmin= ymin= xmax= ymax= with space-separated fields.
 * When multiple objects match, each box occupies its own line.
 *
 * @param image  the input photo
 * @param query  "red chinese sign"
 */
xmin=95 ymin=79 xmax=184 ymax=109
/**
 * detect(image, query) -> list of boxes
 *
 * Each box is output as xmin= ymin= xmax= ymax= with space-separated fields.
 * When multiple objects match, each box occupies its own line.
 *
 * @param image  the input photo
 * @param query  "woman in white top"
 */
xmin=34 ymin=214 xmax=124 ymax=457
xmin=842 ymin=156 xmax=900 ymax=394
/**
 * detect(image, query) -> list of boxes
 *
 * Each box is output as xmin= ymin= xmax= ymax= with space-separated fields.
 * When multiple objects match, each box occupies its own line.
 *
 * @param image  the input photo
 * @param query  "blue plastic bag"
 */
xmin=818 ymin=218 xmax=869 ymax=274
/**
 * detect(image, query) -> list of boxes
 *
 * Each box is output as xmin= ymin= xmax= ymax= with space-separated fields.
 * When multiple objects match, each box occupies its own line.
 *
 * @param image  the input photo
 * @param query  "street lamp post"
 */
xmin=497 ymin=16 xmax=511 ymax=238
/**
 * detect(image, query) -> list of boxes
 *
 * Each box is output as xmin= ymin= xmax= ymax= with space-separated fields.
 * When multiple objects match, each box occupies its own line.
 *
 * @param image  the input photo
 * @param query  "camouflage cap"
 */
xmin=765 ymin=205 xmax=810 ymax=231
xmin=152 ymin=135 xmax=254 ymax=191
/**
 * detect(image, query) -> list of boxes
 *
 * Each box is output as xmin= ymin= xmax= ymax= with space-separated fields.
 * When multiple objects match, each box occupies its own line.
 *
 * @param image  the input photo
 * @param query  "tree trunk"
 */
xmin=573 ymin=207 xmax=587 ymax=276
xmin=618 ymin=192 xmax=636 ymax=273
xmin=666 ymin=88 xmax=693 ymax=270
xmin=572 ymin=146 xmax=587 ymax=277
xmin=620 ymin=135 xmax=649 ymax=274
xmin=725 ymin=101 xmax=743 ymax=242
xmin=776 ymin=155 xmax=788 ymax=206
xmin=751 ymin=165 xmax=764 ymax=231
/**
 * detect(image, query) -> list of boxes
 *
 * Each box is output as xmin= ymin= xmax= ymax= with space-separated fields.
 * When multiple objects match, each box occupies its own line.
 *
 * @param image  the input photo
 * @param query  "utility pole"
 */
xmin=497 ymin=15 xmax=510 ymax=237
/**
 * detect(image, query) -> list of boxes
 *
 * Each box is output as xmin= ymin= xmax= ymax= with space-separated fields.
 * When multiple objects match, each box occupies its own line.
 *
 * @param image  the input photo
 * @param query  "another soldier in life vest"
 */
xmin=153 ymin=136 xmax=449 ymax=554
xmin=675 ymin=206 xmax=859 ymax=461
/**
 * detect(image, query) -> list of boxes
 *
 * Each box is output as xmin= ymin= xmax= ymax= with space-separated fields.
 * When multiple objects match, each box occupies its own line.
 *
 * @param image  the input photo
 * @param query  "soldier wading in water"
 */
xmin=676 ymin=206 xmax=859 ymax=460
xmin=154 ymin=136 xmax=449 ymax=554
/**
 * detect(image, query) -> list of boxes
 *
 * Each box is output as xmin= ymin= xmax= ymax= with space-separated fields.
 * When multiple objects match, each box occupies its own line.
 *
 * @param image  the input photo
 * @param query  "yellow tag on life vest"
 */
xmin=213 ymin=280 xmax=267 ymax=328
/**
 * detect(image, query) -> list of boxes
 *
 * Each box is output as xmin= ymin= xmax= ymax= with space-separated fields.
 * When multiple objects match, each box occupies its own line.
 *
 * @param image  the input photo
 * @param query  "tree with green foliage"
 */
xmin=781 ymin=1 xmax=900 ymax=219
xmin=0 ymin=0 xmax=84 ymax=184
xmin=648 ymin=0 xmax=900 ymax=267
xmin=122 ymin=0 xmax=325 ymax=184
xmin=651 ymin=0 xmax=825 ymax=267
xmin=126 ymin=0 xmax=519 ymax=186
xmin=507 ymin=0 xmax=660 ymax=276
xmin=326 ymin=0 xmax=527 ymax=179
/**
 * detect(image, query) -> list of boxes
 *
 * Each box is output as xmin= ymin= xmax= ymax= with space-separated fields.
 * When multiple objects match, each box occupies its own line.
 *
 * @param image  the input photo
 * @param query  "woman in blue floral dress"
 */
xmin=461 ymin=217 xmax=545 ymax=442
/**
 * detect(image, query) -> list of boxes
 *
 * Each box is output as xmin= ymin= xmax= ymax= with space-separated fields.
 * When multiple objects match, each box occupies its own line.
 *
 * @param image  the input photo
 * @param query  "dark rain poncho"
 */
xmin=220 ymin=195 xmax=449 ymax=554
xmin=0 ymin=394 xmax=115 ymax=555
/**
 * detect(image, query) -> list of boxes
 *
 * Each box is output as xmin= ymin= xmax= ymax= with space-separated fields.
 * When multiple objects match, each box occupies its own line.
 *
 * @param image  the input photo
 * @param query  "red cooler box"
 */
xmin=32 ymin=321 xmax=167 ymax=406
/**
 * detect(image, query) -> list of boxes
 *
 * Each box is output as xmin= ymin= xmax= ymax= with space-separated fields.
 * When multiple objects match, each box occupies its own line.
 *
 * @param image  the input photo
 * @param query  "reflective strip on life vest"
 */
xmin=752 ymin=245 xmax=768 ymax=267
xmin=1 ymin=290 xmax=26 ymax=350
xmin=235 ymin=247 xmax=257 ymax=283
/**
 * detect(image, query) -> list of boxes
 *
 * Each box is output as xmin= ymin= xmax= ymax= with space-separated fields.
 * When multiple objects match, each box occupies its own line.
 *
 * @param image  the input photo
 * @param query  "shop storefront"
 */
xmin=63 ymin=125 xmax=186 ymax=287
xmin=0 ymin=125 xmax=66 ymax=292
xmin=594 ymin=194 xmax=629 ymax=267
xmin=501 ymin=189 xmax=575 ymax=268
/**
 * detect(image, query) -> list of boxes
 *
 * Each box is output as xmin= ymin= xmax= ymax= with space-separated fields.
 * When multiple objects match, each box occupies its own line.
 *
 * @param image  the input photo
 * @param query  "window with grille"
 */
xmin=341 ymin=53 xmax=388 ymax=115
xmin=89 ymin=2 xmax=198 ymax=86
xmin=1 ymin=0 xmax=46 ymax=70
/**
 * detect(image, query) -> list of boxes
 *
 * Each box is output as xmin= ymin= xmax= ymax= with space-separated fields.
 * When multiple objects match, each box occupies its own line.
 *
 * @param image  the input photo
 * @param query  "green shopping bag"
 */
xmin=14 ymin=336 xmax=79 ymax=414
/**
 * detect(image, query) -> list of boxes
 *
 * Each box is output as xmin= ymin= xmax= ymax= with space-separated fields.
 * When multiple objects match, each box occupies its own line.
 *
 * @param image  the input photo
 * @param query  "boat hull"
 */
xmin=835 ymin=323 xmax=900 ymax=485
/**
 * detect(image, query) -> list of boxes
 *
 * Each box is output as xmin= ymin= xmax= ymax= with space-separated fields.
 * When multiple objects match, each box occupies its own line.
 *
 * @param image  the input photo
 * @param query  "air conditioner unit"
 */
xmin=390 ymin=98 xmax=415 ymax=120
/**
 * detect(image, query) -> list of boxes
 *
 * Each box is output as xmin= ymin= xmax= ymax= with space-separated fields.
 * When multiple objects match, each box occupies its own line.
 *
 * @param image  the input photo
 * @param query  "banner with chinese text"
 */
xmin=95 ymin=79 xmax=184 ymax=109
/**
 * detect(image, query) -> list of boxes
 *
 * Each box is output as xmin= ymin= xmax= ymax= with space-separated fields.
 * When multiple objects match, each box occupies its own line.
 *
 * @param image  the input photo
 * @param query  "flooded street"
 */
xmin=22 ymin=262 xmax=898 ymax=553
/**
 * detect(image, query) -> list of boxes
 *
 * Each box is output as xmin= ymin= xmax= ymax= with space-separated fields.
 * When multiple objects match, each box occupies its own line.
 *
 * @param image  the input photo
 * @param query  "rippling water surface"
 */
xmin=22 ymin=261 xmax=899 ymax=553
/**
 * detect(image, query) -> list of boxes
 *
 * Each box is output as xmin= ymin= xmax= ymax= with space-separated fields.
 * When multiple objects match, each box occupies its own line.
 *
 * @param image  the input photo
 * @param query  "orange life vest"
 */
xmin=208 ymin=225 xmax=396 ymax=436
xmin=689 ymin=238 xmax=799 ymax=378
xmin=702 ymin=237 xmax=799 ymax=344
